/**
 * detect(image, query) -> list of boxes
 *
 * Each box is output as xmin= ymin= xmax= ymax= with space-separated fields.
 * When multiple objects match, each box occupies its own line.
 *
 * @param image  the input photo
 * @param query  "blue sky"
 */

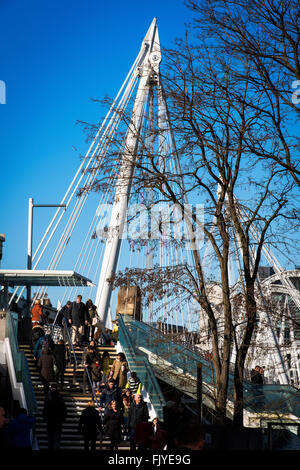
xmin=0 ymin=0 xmax=298 ymax=312
xmin=0 ymin=0 xmax=189 ymax=274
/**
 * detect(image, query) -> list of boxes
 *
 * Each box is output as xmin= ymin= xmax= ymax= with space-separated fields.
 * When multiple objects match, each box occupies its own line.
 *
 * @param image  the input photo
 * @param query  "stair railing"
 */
xmin=62 ymin=317 xmax=78 ymax=373
xmin=5 ymin=310 xmax=38 ymax=448
xmin=118 ymin=314 xmax=166 ymax=420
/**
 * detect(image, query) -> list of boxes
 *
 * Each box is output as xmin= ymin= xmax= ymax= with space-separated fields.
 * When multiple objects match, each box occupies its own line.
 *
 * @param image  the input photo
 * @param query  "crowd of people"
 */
xmin=0 ymin=294 xmax=205 ymax=451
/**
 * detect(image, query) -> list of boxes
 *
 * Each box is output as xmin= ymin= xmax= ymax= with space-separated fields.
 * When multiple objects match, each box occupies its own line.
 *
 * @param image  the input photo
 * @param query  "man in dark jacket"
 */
xmin=99 ymin=379 xmax=121 ymax=411
xmin=70 ymin=295 xmax=88 ymax=346
xmin=57 ymin=301 xmax=72 ymax=344
xmin=127 ymin=393 xmax=149 ymax=451
xmin=43 ymin=385 xmax=67 ymax=450
xmin=78 ymin=401 xmax=102 ymax=451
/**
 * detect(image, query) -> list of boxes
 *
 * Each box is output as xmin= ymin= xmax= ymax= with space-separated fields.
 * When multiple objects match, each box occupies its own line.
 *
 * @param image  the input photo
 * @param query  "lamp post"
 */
xmin=27 ymin=197 xmax=66 ymax=307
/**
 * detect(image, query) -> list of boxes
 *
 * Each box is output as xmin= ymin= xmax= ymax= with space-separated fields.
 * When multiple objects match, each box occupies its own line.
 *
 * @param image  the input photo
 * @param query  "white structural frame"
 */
xmin=94 ymin=18 xmax=161 ymax=327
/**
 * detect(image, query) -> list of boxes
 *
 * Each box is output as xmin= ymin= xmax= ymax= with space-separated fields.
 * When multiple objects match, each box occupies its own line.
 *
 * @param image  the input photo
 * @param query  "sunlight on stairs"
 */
xmin=20 ymin=343 xmax=131 ymax=450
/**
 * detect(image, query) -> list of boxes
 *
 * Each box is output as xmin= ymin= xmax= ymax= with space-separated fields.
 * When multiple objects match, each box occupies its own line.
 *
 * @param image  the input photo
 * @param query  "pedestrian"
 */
xmin=31 ymin=299 xmax=46 ymax=326
xmin=127 ymin=393 xmax=150 ymax=451
xmin=53 ymin=339 xmax=67 ymax=390
xmin=31 ymin=322 xmax=45 ymax=353
xmin=82 ymin=345 xmax=99 ymax=393
xmin=125 ymin=371 xmax=142 ymax=395
xmin=6 ymin=408 xmax=35 ymax=450
xmin=37 ymin=348 xmax=55 ymax=395
xmin=91 ymin=360 xmax=102 ymax=396
xmin=251 ymin=365 xmax=263 ymax=384
xmin=101 ymin=328 xmax=112 ymax=346
xmin=121 ymin=394 xmax=131 ymax=436
xmin=101 ymin=350 xmax=110 ymax=385
xmin=59 ymin=301 xmax=72 ymax=343
xmin=251 ymin=365 xmax=265 ymax=408
xmin=85 ymin=299 xmax=98 ymax=342
xmin=109 ymin=352 xmax=128 ymax=389
xmin=134 ymin=419 xmax=153 ymax=451
xmin=102 ymin=400 xmax=124 ymax=451
xmin=70 ymin=294 xmax=88 ymax=346
xmin=43 ymin=385 xmax=67 ymax=450
xmin=78 ymin=401 xmax=102 ymax=451
xmin=34 ymin=334 xmax=54 ymax=362
xmin=88 ymin=340 xmax=101 ymax=360
xmin=148 ymin=417 xmax=168 ymax=450
xmin=99 ymin=379 xmax=121 ymax=412
xmin=111 ymin=321 xmax=119 ymax=344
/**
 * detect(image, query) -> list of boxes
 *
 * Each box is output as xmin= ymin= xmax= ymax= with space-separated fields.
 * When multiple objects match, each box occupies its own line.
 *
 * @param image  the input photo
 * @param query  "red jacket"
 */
xmin=31 ymin=304 xmax=44 ymax=323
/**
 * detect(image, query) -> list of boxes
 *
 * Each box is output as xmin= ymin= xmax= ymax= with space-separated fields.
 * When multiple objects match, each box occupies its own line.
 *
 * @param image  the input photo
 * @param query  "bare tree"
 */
xmin=186 ymin=0 xmax=300 ymax=186
xmin=79 ymin=5 xmax=298 ymax=426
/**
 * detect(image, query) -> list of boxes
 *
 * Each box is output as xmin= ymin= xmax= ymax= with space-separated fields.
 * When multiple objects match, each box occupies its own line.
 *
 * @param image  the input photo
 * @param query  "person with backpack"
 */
xmin=34 ymin=334 xmax=54 ymax=362
xmin=31 ymin=322 xmax=45 ymax=353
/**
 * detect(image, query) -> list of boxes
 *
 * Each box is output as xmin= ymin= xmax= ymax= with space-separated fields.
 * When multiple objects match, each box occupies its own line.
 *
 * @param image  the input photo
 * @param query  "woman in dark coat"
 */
xmin=37 ymin=348 xmax=55 ymax=395
xmin=103 ymin=400 xmax=124 ymax=451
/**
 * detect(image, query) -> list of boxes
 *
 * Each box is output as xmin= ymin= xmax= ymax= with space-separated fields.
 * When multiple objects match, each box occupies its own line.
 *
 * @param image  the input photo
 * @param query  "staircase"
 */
xmin=19 ymin=342 xmax=131 ymax=450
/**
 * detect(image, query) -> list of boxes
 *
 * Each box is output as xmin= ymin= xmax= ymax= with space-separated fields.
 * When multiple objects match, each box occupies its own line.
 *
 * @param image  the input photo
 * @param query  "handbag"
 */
xmin=92 ymin=315 xmax=99 ymax=326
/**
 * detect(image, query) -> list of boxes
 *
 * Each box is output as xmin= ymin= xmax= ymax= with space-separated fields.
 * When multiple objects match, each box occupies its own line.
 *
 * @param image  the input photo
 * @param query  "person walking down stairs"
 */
xmin=109 ymin=352 xmax=128 ymax=389
xmin=102 ymin=400 xmax=124 ymax=451
xmin=78 ymin=401 xmax=102 ymax=451
xmin=42 ymin=385 xmax=67 ymax=450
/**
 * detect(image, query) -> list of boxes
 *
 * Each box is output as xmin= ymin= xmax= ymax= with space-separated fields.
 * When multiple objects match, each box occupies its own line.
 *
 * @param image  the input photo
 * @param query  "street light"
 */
xmin=27 ymin=197 xmax=66 ymax=305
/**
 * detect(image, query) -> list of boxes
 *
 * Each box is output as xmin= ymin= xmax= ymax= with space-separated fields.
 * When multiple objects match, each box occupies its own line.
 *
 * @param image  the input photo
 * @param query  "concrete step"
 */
xmin=19 ymin=342 xmax=132 ymax=450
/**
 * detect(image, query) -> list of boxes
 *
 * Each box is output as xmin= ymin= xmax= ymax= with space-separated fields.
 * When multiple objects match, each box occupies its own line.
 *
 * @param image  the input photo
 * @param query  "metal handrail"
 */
xmin=5 ymin=311 xmax=38 ymax=415
xmin=62 ymin=317 xmax=78 ymax=371
xmin=125 ymin=316 xmax=300 ymax=417
xmin=118 ymin=315 xmax=166 ymax=419
xmin=5 ymin=310 xmax=38 ymax=448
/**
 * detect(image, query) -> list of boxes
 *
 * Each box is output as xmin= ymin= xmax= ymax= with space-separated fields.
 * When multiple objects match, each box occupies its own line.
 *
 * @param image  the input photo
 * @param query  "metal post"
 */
xmin=27 ymin=198 xmax=34 ymax=309
xmin=26 ymin=198 xmax=66 ymax=310
xmin=197 ymin=362 xmax=202 ymax=423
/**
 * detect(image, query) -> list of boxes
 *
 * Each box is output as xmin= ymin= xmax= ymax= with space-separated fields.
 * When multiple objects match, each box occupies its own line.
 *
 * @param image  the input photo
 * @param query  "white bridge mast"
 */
xmin=95 ymin=18 xmax=161 ymax=327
